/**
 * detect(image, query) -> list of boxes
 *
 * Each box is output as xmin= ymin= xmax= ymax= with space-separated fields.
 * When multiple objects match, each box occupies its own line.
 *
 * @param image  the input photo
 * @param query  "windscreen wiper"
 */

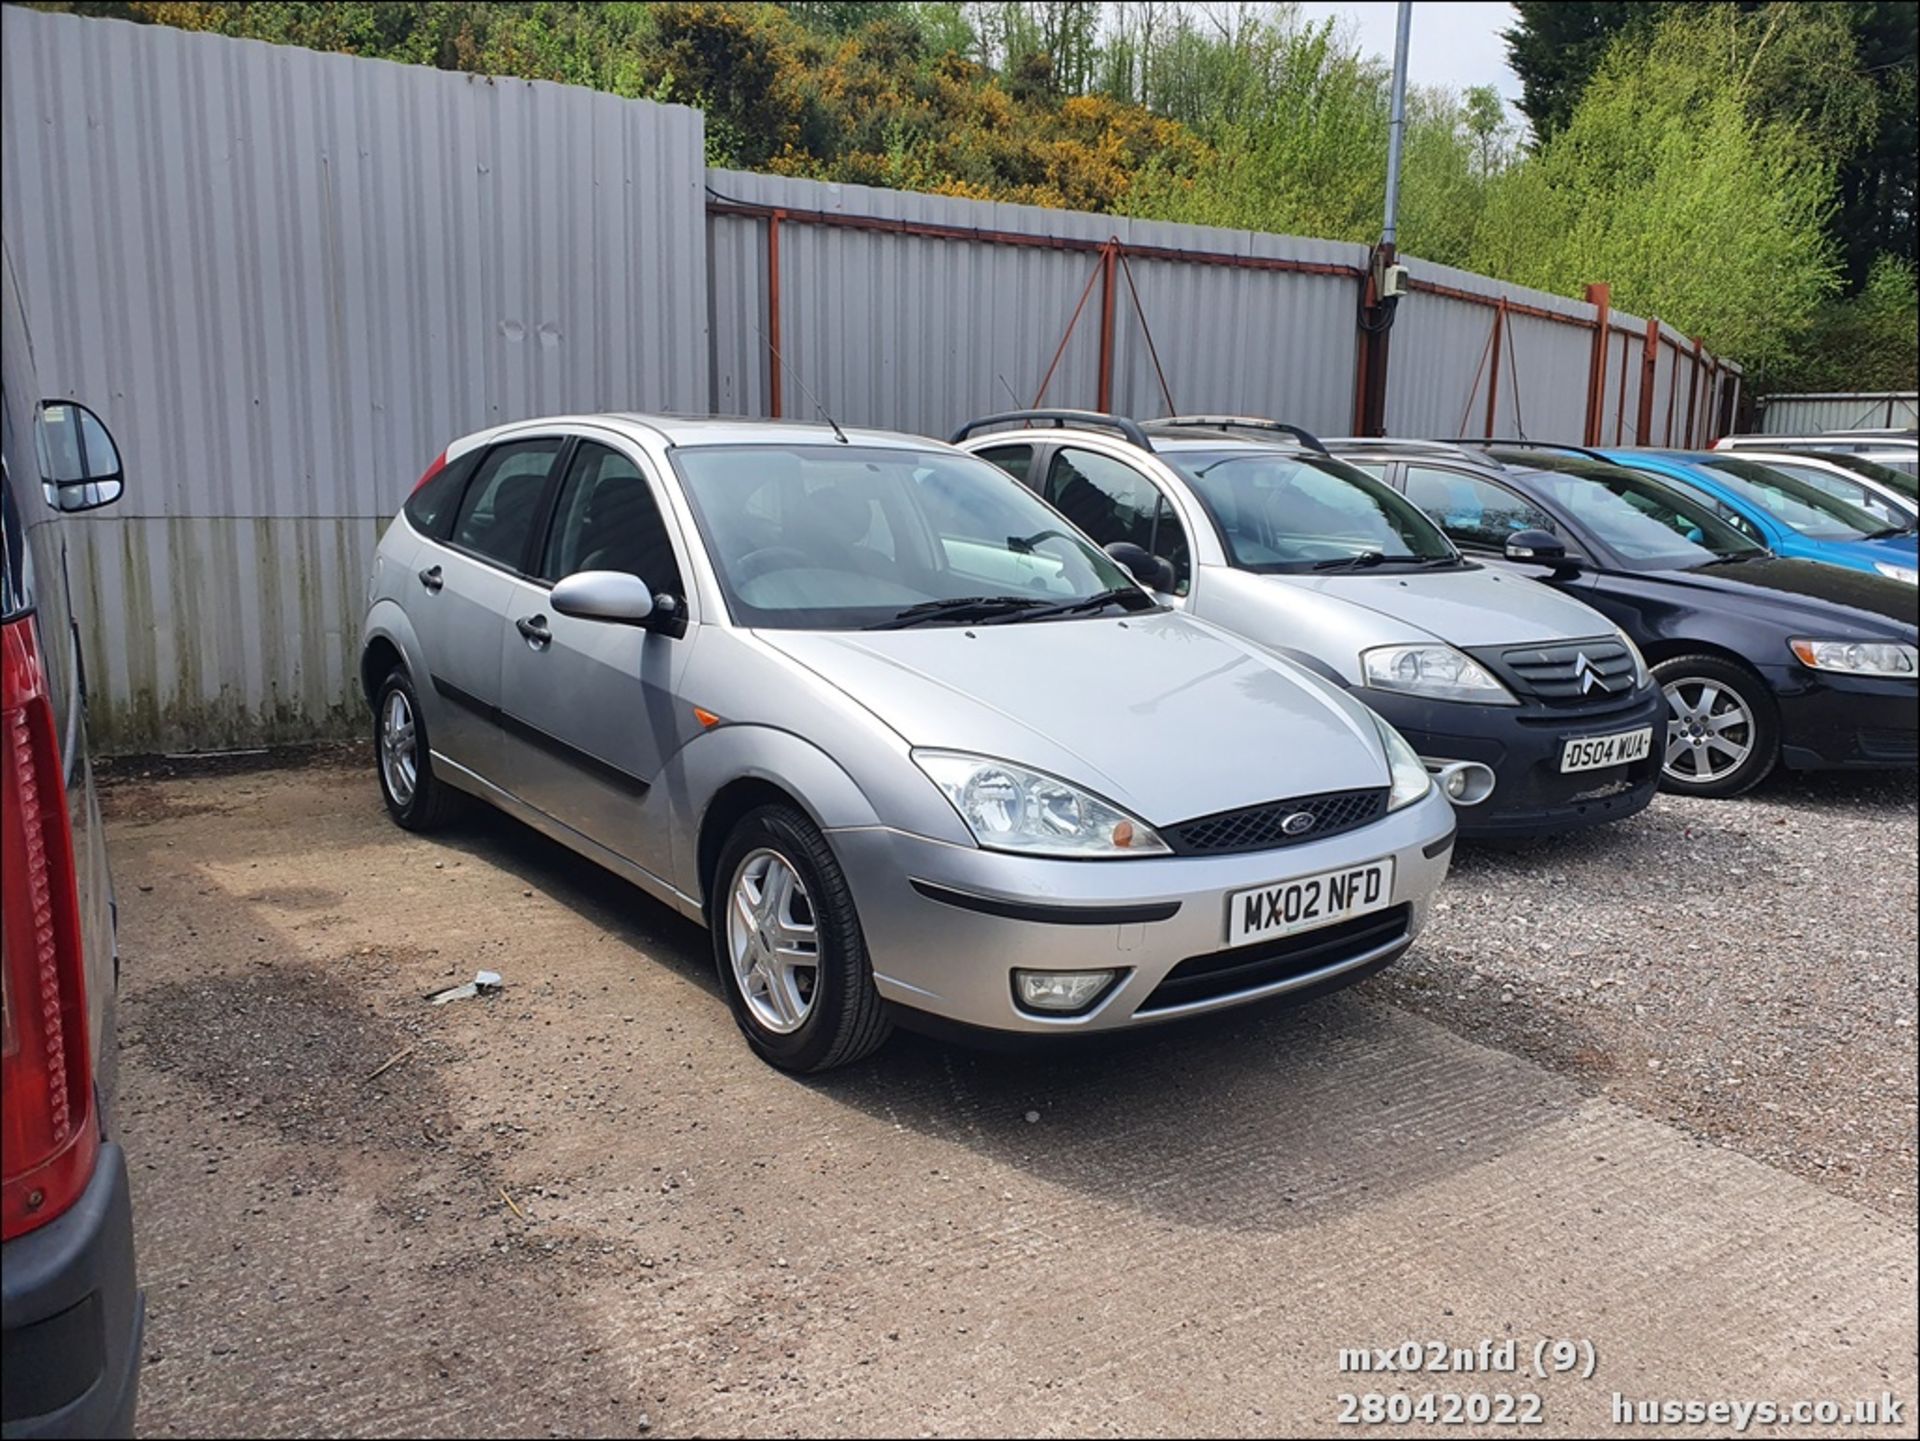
xmin=984 ymin=586 xmax=1153 ymax=623
xmin=866 ymin=595 xmax=1048 ymax=629
xmin=1864 ymin=525 xmax=1918 ymax=540
xmin=1308 ymin=551 xmax=1454 ymax=571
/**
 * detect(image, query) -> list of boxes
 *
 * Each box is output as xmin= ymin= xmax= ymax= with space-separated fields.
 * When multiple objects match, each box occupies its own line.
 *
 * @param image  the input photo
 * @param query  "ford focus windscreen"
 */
xmin=672 ymin=444 xmax=1155 ymax=630
xmin=1164 ymin=449 xmax=1461 ymax=573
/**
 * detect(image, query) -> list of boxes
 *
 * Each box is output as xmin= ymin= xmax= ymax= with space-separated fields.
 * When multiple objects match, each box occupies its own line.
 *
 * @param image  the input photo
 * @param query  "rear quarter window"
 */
xmin=403 ymin=450 xmax=481 ymax=540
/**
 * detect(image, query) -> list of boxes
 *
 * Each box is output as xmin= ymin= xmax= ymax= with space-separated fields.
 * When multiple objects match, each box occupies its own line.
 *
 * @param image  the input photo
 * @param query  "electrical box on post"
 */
xmin=1378 ymin=262 xmax=1410 ymax=300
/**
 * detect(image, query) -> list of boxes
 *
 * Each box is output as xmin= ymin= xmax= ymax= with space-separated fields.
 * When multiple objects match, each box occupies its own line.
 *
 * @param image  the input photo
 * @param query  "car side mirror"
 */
xmin=1104 ymin=541 xmax=1177 ymax=593
xmin=36 ymin=400 xmax=125 ymax=512
xmin=550 ymin=570 xmax=657 ymax=626
xmin=1504 ymin=528 xmax=1578 ymax=574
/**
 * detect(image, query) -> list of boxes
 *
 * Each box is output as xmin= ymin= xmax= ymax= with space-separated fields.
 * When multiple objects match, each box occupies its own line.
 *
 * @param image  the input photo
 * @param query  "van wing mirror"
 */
xmin=37 ymin=400 xmax=125 ymax=512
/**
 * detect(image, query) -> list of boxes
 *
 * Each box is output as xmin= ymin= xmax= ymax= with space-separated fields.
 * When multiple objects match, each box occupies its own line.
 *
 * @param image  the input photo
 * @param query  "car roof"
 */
xmin=467 ymin=412 xmax=946 ymax=452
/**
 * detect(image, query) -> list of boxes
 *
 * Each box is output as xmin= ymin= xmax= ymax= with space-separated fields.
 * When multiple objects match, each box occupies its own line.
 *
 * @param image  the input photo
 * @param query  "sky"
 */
xmin=1295 ymin=2 xmax=1524 ymax=105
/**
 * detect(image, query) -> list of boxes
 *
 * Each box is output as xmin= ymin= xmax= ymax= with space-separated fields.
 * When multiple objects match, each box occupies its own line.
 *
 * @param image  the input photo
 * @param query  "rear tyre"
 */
xmin=373 ymin=666 xmax=464 ymax=830
xmin=710 ymin=804 xmax=891 ymax=1073
xmin=1653 ymin=654 xmax=1779 ymax=799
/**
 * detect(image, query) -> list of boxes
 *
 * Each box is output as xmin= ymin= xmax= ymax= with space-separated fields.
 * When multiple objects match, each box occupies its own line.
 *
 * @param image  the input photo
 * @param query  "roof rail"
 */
xmin=1321 ymin=437 xmax=1502 ymax=467
xmin=1145 ymin=415 xmax=1329 ymax=454
xmin=950 ymin=410 xmax=1153 ymax=451
xmin=1449 ymin=438 xmax=1615 ymax=464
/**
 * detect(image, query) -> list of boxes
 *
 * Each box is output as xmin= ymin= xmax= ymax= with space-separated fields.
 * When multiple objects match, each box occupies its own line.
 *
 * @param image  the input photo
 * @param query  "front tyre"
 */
xmin=710 ymin=804 xmax=891 ymax=1073
xmin=1654 ymin=654 xmax=1779 ymax=799
xmin=373 ymin=667 xmax=464 ymax=830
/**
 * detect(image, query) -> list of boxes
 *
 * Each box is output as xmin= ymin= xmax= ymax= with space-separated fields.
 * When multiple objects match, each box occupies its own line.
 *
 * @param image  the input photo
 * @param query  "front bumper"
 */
xmin=827 ymin=787 xmax=1456 ymax=1036
xmin=1 ymin=1143 xmax=143 ymax=1440
xmin=1361 ymin=686 xmax=1664 ymax=838
xmin=1768 ymin=665 xmax=1919 ymax=771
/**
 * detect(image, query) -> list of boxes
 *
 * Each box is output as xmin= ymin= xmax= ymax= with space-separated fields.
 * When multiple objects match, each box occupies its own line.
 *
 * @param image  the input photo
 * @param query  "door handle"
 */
xmin=418 ymin=565 xmax=444 ymax=593
xmin=516 ymin=614 xmax=551 ymax=648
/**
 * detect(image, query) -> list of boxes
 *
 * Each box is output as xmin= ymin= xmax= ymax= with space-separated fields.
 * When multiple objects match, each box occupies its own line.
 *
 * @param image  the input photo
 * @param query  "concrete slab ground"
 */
xmin=104 ymin=755 xmax=1917 ymax=1437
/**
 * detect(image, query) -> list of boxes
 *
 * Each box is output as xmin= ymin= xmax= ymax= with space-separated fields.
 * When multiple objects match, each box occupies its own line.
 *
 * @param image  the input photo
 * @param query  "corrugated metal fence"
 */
xmin=1 ymin=6 xmax=1741 ymax=751
xmin=1758 ymin=393 xmax=1918 ymax=434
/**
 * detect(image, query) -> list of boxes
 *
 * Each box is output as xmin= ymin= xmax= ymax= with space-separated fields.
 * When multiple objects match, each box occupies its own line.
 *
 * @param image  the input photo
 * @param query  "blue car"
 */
xmin=1595 ymin=449 xmax=1919 ymax=586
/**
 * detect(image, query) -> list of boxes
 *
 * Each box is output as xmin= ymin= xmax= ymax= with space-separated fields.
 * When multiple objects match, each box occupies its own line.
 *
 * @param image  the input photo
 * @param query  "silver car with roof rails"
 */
xmin=362 ymin=414 xmax=1456 ymax=1071
xmin=955 ymin=412 xmax=1665 ymax=839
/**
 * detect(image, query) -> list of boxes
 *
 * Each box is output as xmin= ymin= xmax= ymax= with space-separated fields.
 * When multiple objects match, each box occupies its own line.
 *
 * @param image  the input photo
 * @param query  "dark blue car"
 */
xmin=1360 ymin=440 xmax=1918 ymax=797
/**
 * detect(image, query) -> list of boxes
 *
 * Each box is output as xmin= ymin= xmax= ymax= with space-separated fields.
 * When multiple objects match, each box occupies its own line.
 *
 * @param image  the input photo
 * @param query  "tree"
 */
xmin=1502 ymin=2 xmax=1662 ymax=140
xmin=1504 ymin=0 xmax=1917 ymax=292
xmin=1474 ymin=5 xmax=1840 ymax=374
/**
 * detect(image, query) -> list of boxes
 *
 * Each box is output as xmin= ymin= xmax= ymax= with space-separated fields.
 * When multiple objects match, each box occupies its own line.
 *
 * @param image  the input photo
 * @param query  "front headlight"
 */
xmin=1361 ymin=644 xmax=1518 ymax=705
xmin=913 ymin=751 xmax=1171 ymax=858
xmin=1789 ymin=639 xmax=1919 ymax=677
xmin=1372 ymin=715 xmax=1434 ymax=811
xmin=1613 ymin=626 xmax=1651 ymax=689
xmin=1873 ymin=561 xmax=1918 ymax=585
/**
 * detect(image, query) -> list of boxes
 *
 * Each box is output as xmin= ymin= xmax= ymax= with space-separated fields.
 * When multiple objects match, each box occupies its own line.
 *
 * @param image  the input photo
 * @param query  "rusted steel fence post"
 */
xmin=1615 ymin=332 xmax=1629 ymax=442
xmin=1583 ymin=283 xmax=1611 ymax=445
xmin=1637 ymin=319 xmax=1660 ymax=443
xmin=1663 ymin=336 xmax=1679 ymax=445
xmin=767 ymin=210 xmax=784 ymax=418
xmin=1096 ymin=240 xmax=1118 ymax=413
xmin=1484 ymin=298 xmax=1507 ymax=436
xmin=1683 ymin=337 xmax=1704 ymax=447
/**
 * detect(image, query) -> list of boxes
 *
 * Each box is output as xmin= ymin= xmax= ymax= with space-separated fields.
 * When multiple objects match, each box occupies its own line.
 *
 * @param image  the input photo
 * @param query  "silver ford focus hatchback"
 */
xmin=361 ymin=415 xmax=1456 ymax=1071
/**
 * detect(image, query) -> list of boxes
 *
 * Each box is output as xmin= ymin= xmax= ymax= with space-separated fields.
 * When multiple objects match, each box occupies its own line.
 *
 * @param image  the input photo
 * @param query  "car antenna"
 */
xmin=997 ymin=373 xmax=1023 ymax=408
xmin=756 ymin=322 xmax=848 ymax=444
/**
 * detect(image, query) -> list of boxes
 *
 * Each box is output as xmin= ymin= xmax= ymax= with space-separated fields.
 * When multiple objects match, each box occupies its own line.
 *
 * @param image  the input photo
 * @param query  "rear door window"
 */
xmin=449 ymin=438 xmax=565 ymax=570
xmin=976 ymin=444 xmax=1035 ymax=485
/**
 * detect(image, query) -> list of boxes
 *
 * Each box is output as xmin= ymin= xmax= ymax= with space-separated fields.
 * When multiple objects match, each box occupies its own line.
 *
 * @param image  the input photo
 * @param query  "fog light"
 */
xmin=1013 ymin=969 xmax=1116 ymax=1013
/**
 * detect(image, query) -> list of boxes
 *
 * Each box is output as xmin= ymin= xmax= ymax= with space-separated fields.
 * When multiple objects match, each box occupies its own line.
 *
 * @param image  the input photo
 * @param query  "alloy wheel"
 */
xmin=379 ymin=688 xmax=418 ymax=806
xmin=726 ymin=848 xmax=820 ymax=1035
xmin=1662 ymin=677 xmax=1753 ymax=784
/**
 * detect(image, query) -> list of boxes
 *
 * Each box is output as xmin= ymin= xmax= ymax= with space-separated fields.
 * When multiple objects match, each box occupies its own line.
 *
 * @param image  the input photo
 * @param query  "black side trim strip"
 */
xmin=428 ymin=674 xmax=649 ymax=797
xmin=909 ymin=879 xmax=1179 ymax=926
xmin=498 ymin=712 xmax=651 ymax=798
xmin=1423 ymin=830 xmax=1457 ymax=859
xmin=431 ymin=674 xmax=495 ymax=720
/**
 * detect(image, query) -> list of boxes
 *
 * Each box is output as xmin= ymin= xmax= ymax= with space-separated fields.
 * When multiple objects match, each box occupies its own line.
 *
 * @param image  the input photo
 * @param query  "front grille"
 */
xmin=1139 ymin=905 xmax=1412 ymax=1013
xmin=1167 ymin=787 xmax=1389 ymax=855
xmin=1476 ymin=639 xmax=1637 ymax=706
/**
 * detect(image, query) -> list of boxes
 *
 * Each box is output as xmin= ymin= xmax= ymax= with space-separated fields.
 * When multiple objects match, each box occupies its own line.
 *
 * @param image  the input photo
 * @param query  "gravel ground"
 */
xmin=1378 ymin=766 xmax=1919 ymax=1224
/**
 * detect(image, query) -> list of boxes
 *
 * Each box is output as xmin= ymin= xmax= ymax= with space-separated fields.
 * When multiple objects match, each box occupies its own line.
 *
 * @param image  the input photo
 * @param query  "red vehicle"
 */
xmin=1 ymin=249 xmax=142 ymax=1437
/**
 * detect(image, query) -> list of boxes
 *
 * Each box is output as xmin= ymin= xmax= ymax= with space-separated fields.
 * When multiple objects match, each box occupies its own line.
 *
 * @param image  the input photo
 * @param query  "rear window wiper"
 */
xmin=984 ymin=586 xmax=1153 ymax=623
xmin=866 ymin=595 xmax=1048 ymax=629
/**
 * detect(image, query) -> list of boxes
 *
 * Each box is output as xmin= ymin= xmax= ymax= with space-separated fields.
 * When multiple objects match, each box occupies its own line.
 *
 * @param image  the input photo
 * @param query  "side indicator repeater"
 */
xmin=693 ymin=707 xmax=722 ymax=729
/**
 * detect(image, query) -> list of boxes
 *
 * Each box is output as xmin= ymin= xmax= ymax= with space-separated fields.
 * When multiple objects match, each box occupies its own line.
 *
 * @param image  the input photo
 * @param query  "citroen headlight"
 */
xmin=1372 ymin=715 xmax=1434 ymax=811
xmin=1361 ymin=644 xmax=1517 ymax=705
xmin=1873 ymin=561 xmax=1918 ymax=585
xmin=1788 ymin=639 xmax=1918 ymax=677
xmin=913 ymin=751 xmax=1171 ymax=858
xmin=1613 ymin=626 xmax=1651 ymax=689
